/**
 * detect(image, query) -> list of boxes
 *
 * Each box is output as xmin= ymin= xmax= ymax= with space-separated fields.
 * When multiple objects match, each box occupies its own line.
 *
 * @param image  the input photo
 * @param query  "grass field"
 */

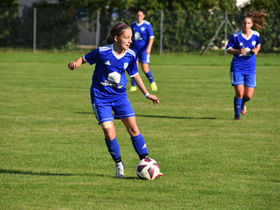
xmin=0 ymin=51 xmax=279 ymax=209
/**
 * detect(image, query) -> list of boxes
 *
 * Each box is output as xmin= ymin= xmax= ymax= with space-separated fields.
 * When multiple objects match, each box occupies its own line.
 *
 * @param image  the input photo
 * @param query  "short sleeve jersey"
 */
xmin=83 ymin=44 xmax=138 ymax=103
xmin=226 ymin=30 xmax=260 ymax=74
xmin=130 ymin=20 xmax=154 ymax=51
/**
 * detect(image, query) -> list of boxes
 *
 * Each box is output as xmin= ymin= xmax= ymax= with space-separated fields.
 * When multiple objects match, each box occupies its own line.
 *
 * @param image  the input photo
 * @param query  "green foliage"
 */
xmin=20 ymin=2 xmax=79 ymax=49
xmin=0 ymin=7 xmax=20 ymax=47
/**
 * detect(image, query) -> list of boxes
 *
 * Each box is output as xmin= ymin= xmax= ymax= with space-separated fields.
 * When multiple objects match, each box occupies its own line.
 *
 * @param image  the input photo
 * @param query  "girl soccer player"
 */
xmin=68 ymin=22 xmax=160 ymax=178
xmin=226 ymin=10 xmax=266 ymax=120
xmin=129 ymin=8 xmax=158 ymax=92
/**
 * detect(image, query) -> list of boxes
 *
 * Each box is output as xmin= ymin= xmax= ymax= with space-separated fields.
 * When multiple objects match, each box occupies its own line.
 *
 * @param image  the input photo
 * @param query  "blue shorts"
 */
xmin=132 ymin=48 xmax=150 ymax=64
xmin=230 ymin=72 xmax=256 ymax=87
xmin=92 ymin=97 xmax=135 ymax=124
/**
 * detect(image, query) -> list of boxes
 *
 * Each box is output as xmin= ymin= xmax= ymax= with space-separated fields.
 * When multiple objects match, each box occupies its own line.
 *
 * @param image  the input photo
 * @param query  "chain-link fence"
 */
xmin=0 ymin=6 xmax=279 ymax=53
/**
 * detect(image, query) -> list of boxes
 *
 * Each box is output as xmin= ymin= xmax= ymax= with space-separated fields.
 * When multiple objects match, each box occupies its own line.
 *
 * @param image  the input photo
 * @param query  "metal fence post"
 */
xmin=96 ymin=10 xmax=100 ymax=47
xmin=160 ymin=10 xmax=163 ymax=55
xmin=33 ymin=7 xmax=37 ymax=52
xmin=224 ymin=10 xmax=228 ymax=55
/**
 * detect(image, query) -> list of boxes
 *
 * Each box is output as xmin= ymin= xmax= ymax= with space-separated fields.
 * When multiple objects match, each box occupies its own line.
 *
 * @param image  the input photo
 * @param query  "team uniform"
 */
xmin=226 ymin=29 xmax=261 ymax=119
xmin=130 ymin=20 xmax=156 ymax=90
xmin=226 ymin=29 xmax=261 ymax=87
xmin=83 ymin=44 xmax=148 ymax=173
xmin=130 ymin=20 xmax=154 ymax=63
xmin=83 ymin=44 xmax=138 ymax=124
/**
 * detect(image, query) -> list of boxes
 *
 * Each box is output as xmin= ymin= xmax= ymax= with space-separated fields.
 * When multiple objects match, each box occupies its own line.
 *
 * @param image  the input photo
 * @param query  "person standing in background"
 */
xmin=129 ymin=8 xmax=158 ymax=92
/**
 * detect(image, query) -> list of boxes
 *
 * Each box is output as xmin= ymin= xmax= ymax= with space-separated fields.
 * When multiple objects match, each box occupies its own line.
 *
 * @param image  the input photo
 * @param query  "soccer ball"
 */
xmin=136 ymin=158 xmax=163 ymax=180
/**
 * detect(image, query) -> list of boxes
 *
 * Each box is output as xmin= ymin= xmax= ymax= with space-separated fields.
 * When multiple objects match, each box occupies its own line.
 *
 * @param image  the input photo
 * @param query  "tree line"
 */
xmin=0 ymin=0 xmax=279 ymax=52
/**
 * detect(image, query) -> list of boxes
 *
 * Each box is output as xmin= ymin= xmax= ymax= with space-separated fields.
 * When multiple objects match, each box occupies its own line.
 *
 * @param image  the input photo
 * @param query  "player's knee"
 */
xmin=101 ymin=121 xmax=116 ymax=140
xmin=127 ymin=126 xmax=140 ymax=137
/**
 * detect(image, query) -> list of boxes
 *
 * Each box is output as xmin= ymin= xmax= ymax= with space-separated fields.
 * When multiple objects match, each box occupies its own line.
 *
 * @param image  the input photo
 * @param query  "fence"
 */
xmin=0 ymin=7 xmax=279 ymax=53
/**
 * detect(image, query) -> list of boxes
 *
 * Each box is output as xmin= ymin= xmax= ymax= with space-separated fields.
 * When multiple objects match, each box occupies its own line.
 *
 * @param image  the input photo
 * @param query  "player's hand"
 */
xmin=147 ymin=94 xmax=160 ymax=104
xmin=239 ymin=47 xmax=246 ymax=55
xmin=146 ymin=48 xmax=151 ymax=54
xmin=68 ymin=61 xmax=77 ymax=70
xmin=251 ymin=47 xmax=258 ymax=55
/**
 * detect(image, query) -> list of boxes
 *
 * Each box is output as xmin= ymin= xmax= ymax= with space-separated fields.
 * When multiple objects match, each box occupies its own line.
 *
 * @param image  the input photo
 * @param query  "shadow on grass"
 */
xmin=0 ymin=168 xmax=100 ymax=177
xmin=136 ymin=114 xmax=216 ymax=120
xmin=76 ymin=112 xmax=216 ymax=120
xmin=0 ymin=168 xmax=141 ymax=180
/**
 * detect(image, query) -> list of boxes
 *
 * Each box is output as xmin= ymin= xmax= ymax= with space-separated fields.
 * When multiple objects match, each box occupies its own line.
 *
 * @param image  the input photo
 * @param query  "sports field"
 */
xmin=0 ymin=51 xmax=279 ymax=209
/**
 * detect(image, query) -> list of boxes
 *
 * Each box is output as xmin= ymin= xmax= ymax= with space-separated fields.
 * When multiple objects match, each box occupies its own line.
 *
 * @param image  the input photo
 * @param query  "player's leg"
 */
xmin=231 ymin=72 xmax=245 ymax=120
xmin=233 ymin=85 xmax=244 ymax=120
xmin=113 ymin=97 xmax=149 ymax=160
xmin=241 ymin=74 xmax=256 ymax=115
xmin=140 ymin=51 xmax=157 ymax=91
xmin=130 ymin=52 xmax=139 ymax=92
xmin=241 ymin=87 xmax=254 ymax=115
xmin=92 ymin=102 xmax=124 ymax=178
xmin=121 ymin=116 xmax=149 ymax=160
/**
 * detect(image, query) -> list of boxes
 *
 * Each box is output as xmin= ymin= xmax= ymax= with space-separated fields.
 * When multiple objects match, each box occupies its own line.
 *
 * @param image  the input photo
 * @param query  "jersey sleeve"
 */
xmin=226 ymin=35 xmax=236 ymax=51
xmin=126 ymin=58 xmax=138 ymax=78
xmin=256 ymin=35 xmax=261 ymax=46
xmin=147 ymin=24 xmax=154 ymax=39
xmin=83 ymin=48 xmax=99 ymax=65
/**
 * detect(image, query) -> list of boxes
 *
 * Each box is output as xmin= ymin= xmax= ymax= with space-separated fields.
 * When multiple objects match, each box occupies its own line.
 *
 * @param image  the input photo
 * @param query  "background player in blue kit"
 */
xmin=68 ymin=22 xmax=160 ymax=178
xmin=226 ymin=10 xmax=266 ymax=120
xmin=129 ymin=8 xmax=158 ymax=92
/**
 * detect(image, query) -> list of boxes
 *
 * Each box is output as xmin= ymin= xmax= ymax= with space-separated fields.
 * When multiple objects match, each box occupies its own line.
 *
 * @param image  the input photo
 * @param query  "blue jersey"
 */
xmin=226 ymin=30 xmax=260 ymax=74
xmin=130 ymin=20 xmax=154 ymax=51
xmin=83 ymin=44 xmax=138 ymax=103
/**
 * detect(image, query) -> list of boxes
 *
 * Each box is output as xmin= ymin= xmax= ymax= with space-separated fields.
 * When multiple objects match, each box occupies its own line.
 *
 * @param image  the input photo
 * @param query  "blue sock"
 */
xmin=145 ymin=70 xmax=154 ymax=83
xmin=242 ymin=97 xmax=250 ymax=106
xmin=131 ymin=133 xmax=148 ymax=158
xmin=234 ymin=97 xmax=243 ymax=117
xmin=105 ymin=138 xmax=121 ymax=161
xmin=131 ymin=78 xmax=136 ymax=86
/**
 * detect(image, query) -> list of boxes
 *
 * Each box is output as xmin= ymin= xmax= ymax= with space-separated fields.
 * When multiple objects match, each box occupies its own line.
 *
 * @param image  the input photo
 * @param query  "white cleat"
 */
xmin=241 ymin=104 xmax=247 ymax=115
xmin=115 ymin=161 xmax=125 ymax=178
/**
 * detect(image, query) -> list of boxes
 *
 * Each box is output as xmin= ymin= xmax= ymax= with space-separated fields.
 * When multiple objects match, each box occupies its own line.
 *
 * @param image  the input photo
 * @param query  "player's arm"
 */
xmin=132 ymin=74 xmax=160 ymax=104
xmin=146 ymin=37 xmax=154 ymax=54
xmin=227 ymin=47 xmax=246 ymax=55
xmin=251 ymin=45 xmax=261 ymax=55
xmin=68 ymin=57 xmax=86 ymax=70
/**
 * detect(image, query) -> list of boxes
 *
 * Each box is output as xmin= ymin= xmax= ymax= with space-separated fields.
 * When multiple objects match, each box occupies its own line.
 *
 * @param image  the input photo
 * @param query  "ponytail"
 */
xmin=104 ymin=22 xmax=130 ymax=44
xmin=244 ymin=9 xmax=267 ymax=30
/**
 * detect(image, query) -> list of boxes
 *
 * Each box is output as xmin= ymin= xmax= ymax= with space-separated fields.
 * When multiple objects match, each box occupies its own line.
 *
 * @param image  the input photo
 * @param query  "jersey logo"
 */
xmin=134 ymin=32 xmax=141 ymax=40
xmin=124 ymin=62 xmax=128 ymax=70
xmin=252 ymin=41 xmax=256 ymax=46
xmin=100 ymin=71 xmax=123 ymax=89
xmin=105 ymin=61 xmax=111 ymax=65
xmin=239 ymin=42 xmax=244 ymax=46
xmin=141 ymin=27 xmax=145 ymax=31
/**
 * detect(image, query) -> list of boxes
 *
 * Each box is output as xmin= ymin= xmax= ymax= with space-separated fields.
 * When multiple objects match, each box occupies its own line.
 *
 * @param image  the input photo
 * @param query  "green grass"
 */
xmin=0 ymin=51 xmax=279 ymax=209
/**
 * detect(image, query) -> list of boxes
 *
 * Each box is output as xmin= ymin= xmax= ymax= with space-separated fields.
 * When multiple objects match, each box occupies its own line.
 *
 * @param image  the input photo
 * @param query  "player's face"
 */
xmin=115 ymin=28 xmax=132 ymax=51
xmin=242 ymin=17 xmax=253 ymax=32
xmin=136 ymin=11 xmax=145 ymax=23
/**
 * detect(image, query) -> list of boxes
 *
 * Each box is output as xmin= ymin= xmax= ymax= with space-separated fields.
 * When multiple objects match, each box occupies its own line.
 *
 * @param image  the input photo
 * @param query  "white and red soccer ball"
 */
xmin=136 ymin=158 xmax=163 ymax=180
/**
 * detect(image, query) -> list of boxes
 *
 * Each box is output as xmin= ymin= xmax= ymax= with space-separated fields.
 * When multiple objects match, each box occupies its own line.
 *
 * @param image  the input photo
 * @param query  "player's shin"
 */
xmin=131 ymin=133 xmax=148 ymax=159
xmin=105 ymin=137 xmax=122 ymax=163
xmin=234 ymin=97 xmax=243 ymax=119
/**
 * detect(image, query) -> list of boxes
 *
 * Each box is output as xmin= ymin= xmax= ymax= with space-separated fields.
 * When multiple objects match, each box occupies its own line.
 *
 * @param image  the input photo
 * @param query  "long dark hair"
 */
xmin=244 ymin=9 xmax=267 ymax=30
xmin=104 ymin=22 xmax=130 ymax=44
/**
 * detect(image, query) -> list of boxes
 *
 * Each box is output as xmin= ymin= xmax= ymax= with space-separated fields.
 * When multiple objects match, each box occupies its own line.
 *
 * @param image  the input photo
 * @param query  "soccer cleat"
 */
xmin=241 ymin=104 xmax=246 ymax=115
xmin=150 ymin=82 xmax=158 ymax=91
xmin=234 ymin=115 xmax=240 ymax=121
xmin=129 ymin=86 xmax=137 ymax=92
xmin=115 ymin=161 xmax=125 ymax=178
